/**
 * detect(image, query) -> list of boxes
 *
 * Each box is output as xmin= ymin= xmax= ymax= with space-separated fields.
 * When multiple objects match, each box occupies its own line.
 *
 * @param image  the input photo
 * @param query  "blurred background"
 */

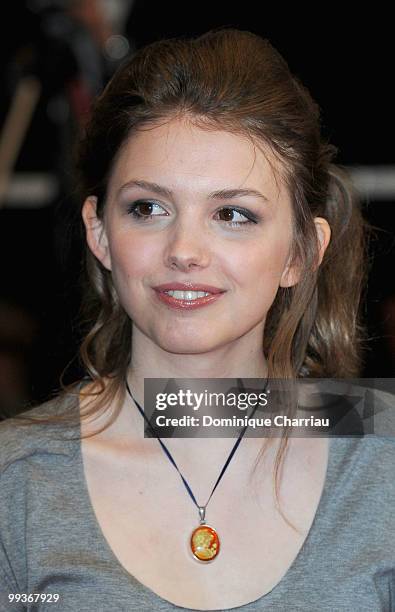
xmin=0 ymin=1 xmax=394 ymax=417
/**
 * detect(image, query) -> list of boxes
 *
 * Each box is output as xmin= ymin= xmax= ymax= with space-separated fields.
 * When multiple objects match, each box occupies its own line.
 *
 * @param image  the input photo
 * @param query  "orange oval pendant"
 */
xmin=190 ymin=525 xmax=220 ymax=561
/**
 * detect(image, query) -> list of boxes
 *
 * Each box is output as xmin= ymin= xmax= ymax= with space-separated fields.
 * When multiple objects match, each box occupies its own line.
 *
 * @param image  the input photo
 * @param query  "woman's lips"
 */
xmin=153 ymin=283 xmax=225 ymax=294
xmin=155 ymin=283 xmax=225 ymax=310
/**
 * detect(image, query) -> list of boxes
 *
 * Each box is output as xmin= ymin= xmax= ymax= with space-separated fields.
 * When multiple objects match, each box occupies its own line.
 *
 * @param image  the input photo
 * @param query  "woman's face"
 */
xmin=83 ymin=117 xmax=302 ymax=355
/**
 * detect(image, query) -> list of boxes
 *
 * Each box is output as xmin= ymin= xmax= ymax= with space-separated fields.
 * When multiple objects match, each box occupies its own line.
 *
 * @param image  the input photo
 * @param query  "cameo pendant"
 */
xmin=190 ymin=507 xmax=220 ymax=562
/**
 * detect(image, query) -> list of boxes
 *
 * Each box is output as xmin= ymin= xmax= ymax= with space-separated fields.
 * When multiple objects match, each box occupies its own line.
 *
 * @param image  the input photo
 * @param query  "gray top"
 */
xmin=0 ymin=390 xmax=394 ymax=611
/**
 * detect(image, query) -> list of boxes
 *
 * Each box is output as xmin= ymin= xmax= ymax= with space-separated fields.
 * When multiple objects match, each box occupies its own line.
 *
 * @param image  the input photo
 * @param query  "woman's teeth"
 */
xmin=164 ymin=290 xmax=211 ymax=300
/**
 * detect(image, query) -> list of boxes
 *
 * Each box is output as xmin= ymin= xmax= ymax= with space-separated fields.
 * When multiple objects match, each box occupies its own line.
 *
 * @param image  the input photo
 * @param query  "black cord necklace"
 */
xmin=125 ymin=378 xmax=268 ymax=562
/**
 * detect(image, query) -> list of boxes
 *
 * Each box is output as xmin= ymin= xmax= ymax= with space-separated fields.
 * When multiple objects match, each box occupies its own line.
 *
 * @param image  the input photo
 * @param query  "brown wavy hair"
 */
xmin=13 ymin=28 xmax=368 ymax=521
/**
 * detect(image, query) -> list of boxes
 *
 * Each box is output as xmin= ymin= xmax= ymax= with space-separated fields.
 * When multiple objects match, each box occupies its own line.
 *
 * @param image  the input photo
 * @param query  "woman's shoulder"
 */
xmin=299 ymin=378 xmax=395 ymax=437
xmin=328 ymin=379 xmax=395 ymax=465
xmin=0 ymin=390 xmax=81 ymax=477
xmin=329 ymin=424 xmax=395 ymax=512
xmin=0 ymin=389 xmax=83 ymax=595
xmin=340 ymin=433 xmax=395 ymax=474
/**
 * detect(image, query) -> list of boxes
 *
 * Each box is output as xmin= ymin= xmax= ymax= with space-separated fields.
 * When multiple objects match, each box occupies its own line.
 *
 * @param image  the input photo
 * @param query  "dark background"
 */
xmin=1 ymin=2 xmax=394 ymax=415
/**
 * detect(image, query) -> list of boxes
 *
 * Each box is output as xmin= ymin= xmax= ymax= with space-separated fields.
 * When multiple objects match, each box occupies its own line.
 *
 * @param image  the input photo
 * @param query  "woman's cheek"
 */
xmin=108 ymin=232 xmax=156 ymax=278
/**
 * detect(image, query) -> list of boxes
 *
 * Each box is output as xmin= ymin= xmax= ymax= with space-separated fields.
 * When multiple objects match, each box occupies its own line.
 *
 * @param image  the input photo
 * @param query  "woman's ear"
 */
xmin=279 ymin=253 xmax=301 ymax=288
xmin=81 ymin=196 xmax=112 ymax=271
xmin=313 ymin=217 xmax=331 ymax=267
xmin=280 ymin=217 xmax=331 ymax=288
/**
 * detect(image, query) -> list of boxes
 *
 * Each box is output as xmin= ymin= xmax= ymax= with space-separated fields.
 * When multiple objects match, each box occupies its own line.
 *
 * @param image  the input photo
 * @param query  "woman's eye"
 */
xmin=126 ymin=201 xmax=257 ymax=227
xmin=127 ymin=200 xmax=166 ymax=220
xmin=216 ymin=207 xmax=256 ymax=227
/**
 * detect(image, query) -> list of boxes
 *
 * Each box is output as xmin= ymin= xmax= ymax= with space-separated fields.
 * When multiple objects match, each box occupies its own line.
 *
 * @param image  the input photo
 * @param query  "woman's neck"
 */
xmin=128 ymin=326 xmax=268 ymax=406
xmin=108 ymin=325 xmax=269 ymax=467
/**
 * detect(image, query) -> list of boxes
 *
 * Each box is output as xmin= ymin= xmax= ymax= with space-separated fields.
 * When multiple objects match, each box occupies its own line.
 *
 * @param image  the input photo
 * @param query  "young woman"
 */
xmin=1 ymin=28 xmax=394 ymax=611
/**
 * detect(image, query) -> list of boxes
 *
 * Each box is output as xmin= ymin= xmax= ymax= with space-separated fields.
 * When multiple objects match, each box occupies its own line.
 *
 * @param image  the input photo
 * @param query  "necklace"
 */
xmin=125 ymin=378 xmax=268 ymax=563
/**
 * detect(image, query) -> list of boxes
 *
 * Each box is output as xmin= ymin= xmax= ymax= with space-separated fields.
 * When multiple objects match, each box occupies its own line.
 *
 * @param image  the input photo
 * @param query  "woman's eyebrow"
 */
xmin=210 ymin=187 xmax=269 ymax=204
xmin=117 ymin=179 xmax=269 ymax=204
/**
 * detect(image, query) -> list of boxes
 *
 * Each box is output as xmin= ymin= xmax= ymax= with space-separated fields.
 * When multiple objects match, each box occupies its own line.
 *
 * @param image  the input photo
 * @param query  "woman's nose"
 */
xmin=164 ymin=220 xmax=211 ymax=271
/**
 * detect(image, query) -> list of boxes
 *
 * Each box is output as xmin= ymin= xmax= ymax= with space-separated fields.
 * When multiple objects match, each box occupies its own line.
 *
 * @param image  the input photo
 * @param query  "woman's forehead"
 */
xmin=107 ymin=117 xmax=288 ymax=204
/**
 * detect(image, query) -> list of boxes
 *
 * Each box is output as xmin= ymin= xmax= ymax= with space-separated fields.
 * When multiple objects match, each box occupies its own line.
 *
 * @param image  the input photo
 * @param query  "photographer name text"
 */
xmin=154 ymin=414 xmax=329 ymax=429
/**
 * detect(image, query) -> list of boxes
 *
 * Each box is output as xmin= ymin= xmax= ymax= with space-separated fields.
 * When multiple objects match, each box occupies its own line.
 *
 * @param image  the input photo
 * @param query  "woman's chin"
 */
xmin=154 ymin=334 xmax=224 ymax=356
